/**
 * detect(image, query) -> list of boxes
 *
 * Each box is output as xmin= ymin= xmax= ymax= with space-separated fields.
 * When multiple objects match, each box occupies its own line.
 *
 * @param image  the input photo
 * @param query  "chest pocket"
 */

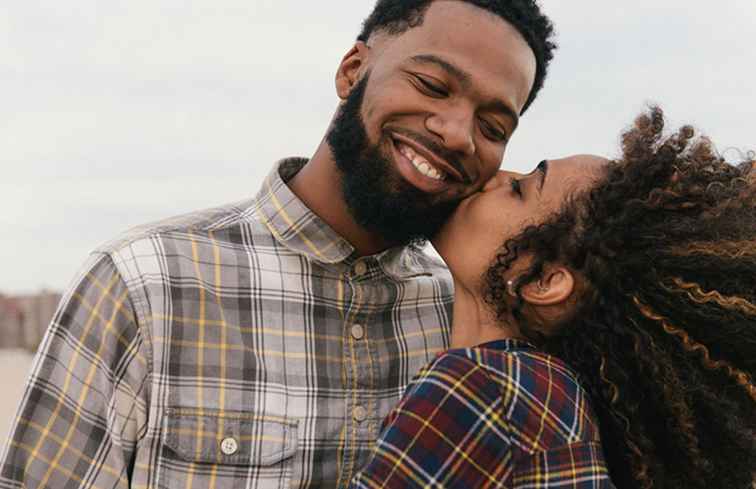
xmin=159 ymin=408 xmax=298 ymax=489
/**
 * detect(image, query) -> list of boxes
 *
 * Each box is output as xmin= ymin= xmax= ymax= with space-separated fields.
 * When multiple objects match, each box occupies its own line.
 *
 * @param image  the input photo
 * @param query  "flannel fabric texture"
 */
xmin=0 ymin=159 xmax=453 ymax=489
xmin=349 ymin=339 xmax=615 ymax=488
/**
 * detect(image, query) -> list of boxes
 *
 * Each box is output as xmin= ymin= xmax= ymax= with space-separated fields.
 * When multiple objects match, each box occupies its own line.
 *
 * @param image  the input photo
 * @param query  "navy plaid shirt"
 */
xmin=350 ymin=339 xmax=615 ymax=488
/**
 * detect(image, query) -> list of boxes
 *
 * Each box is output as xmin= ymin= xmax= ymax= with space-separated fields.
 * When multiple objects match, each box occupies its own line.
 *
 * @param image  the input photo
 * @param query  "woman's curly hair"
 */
xmin=484 ymin=106 xmax=756 ymax=488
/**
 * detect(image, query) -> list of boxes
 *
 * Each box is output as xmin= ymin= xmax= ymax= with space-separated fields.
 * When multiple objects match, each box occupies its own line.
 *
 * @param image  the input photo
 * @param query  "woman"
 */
xmin=349 ymin=107 xmax=756 ymax=489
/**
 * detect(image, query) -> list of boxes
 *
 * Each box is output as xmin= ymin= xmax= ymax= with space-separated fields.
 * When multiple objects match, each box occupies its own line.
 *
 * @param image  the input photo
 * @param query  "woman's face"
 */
xmin=432 ymin=154 xmax=607 ymax=291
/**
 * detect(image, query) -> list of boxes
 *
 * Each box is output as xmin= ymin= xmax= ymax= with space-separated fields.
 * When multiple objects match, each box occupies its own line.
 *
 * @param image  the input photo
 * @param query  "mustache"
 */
xmin=384 ymin=126 xmax=472 ymax=184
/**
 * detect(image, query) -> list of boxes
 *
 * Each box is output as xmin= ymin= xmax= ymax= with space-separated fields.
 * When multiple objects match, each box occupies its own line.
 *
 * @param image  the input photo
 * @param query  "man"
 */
xmin=0 ymin=1 xmax=555 ymax=487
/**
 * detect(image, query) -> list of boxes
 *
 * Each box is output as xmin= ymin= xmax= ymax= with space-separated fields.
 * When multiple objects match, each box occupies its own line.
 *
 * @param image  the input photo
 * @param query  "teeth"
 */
xmin=428 ymin=165 xmax=443 ymax=180
xmin=413 ymin=157 xmax=444 ymax=181
xmin=399 ymin=144 xmax=416 ymax=160
xmin=397 ymin=142 xmax=445 ymax=181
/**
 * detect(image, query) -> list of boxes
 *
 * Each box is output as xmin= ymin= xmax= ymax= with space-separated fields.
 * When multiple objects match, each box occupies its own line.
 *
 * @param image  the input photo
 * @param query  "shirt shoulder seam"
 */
xmin=92 ymin=251 xmax=155 ymax=376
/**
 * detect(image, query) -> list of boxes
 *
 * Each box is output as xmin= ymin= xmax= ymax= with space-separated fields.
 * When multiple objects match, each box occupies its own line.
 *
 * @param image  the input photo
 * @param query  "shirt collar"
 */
xmin=253 ymin=159 xmax=444 ymax=280
xmin=254 ymin=158 xmax=355 ymax=264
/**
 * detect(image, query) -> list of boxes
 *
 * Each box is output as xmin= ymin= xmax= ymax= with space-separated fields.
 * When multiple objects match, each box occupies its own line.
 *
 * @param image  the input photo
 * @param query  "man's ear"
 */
xmin=335 ymin=42 xmax=370 ymax=100
xmin=520 ymin=265 xmax=575 ymax=306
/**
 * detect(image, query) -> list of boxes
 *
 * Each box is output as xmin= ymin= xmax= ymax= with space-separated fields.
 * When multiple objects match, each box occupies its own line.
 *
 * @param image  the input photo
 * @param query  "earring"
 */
xmin=506 ymin=279 xmax=517 ymax=297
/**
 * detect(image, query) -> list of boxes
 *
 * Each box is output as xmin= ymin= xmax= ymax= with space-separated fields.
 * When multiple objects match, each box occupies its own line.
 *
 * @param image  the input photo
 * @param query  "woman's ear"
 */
xmin=520 ymin=265 xmax=575 ymax=306
xmin=335 ymin=42 xmax=370 ymax=100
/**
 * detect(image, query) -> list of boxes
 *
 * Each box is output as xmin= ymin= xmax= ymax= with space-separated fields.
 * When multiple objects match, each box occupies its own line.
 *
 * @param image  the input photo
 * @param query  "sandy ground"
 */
xmin=0 ymin=350 xmax=35 ymax=444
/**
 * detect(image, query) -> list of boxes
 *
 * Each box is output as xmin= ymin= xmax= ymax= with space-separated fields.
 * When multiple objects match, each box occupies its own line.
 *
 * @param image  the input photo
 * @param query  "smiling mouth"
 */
xmin=389 ymin=131 xmax=468 ymax=185
xmin=394 ymin=140 xmax=447 ymax=182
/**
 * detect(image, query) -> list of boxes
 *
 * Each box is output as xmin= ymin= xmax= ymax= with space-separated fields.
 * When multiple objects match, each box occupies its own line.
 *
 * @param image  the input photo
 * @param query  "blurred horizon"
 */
xmin=2 ymin=1 xmax=756 ymax=293
xmin=0 ymin=350 xmax=34 ymax=441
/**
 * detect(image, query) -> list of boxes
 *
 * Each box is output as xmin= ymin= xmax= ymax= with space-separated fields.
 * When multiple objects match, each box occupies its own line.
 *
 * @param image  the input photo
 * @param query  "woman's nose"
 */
xmin=482 ymin=169 xmax=522 ymax=191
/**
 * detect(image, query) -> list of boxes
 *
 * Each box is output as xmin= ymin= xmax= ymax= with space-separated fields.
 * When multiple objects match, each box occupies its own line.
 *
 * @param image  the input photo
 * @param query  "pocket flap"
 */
xmin=163 ymin=408 xmax=298 ymax=467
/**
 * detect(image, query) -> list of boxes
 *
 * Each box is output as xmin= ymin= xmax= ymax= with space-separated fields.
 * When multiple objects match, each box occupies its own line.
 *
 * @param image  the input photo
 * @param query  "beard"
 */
xmin=326 ymin=72 xmax=459 ymax=247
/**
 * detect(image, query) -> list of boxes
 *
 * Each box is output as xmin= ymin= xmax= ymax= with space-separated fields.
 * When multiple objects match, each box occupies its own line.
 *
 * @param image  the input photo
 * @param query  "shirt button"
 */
xmin=354 ymin=261 xmax=368 ymax=276
xmin=220 ymin=437 xmax=238 ymax=455
xmin=353 ymin=406 xmax=368 ymax=423
xmin=351 ymin=324 xmax=365 ymax=340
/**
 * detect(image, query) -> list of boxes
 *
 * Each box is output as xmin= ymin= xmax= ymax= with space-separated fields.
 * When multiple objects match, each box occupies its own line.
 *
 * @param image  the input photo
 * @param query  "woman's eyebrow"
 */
xmin=523 ymin=160 xmax=549 ymax=195
xmin=537 ymin=160 xmax=549 ymax=192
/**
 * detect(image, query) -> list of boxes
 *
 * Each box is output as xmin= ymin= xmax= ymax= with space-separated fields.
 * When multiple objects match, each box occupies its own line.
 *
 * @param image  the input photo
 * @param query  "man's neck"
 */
xmin=288 ymin=139 xmax=393 ymax=257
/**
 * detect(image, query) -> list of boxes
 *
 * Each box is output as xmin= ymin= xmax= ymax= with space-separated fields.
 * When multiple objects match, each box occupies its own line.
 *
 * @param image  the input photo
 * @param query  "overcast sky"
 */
xmin=2 ymin=1 xmax=755 ymax=293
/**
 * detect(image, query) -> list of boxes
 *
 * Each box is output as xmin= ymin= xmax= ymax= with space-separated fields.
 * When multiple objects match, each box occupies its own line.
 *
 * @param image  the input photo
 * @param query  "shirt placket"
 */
xmin=337 ymin=257 xmax=377 ymax=487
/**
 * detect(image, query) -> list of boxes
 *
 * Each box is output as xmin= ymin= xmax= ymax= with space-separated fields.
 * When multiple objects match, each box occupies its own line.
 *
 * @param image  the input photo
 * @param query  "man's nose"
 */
xmin=425 ymin=109 xmax=476 ymax=156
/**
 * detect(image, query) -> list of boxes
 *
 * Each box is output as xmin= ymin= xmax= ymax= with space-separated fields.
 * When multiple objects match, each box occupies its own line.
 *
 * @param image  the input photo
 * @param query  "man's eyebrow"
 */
xmin=410 ymin=54 xmax=470 ymax=85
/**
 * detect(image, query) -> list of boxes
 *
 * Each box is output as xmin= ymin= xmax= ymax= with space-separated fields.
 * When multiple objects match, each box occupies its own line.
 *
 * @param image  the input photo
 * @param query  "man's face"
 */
xmin=327 ymin=0 xmax=537 ymax=245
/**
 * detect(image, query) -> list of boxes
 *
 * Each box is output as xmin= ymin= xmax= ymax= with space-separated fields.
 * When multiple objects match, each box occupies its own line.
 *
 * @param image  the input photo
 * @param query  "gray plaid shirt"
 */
xmin=0 ymin=159 xmax=453 ymax=489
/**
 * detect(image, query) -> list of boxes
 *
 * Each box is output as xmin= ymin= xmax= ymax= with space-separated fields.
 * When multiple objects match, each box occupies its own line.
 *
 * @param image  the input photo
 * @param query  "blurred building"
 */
xmin=0 ymin=291 xmax=61 ymax=351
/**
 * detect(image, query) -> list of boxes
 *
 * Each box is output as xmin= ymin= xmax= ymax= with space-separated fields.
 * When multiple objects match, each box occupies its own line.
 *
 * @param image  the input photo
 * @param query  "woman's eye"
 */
xmin=416 ymin=76 xmax=448 ymax=97
xmin=509 ymin=178 xmax=523 ymax=198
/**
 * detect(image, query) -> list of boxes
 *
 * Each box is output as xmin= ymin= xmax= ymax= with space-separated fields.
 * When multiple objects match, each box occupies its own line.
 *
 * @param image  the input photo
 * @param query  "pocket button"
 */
xmin=220 ymin=437 xmax=239 ymax=455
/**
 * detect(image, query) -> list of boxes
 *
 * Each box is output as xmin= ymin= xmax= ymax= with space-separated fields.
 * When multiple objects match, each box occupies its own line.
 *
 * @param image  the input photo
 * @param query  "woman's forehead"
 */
xmin=544 ymin=155 xmax=608 ymax=194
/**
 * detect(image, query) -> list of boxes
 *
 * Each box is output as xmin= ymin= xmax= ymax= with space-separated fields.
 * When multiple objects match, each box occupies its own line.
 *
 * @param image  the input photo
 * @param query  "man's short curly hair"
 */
xmin=357 ymin=0 xmax=557 ymax=114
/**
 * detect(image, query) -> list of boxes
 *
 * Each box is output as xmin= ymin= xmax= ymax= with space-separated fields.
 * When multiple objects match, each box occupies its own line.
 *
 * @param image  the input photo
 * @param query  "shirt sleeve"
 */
xmin=0 ymin=253 xmax=150 ymax=489
xmin=349 ymin=352 xmax=513 ymax=489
